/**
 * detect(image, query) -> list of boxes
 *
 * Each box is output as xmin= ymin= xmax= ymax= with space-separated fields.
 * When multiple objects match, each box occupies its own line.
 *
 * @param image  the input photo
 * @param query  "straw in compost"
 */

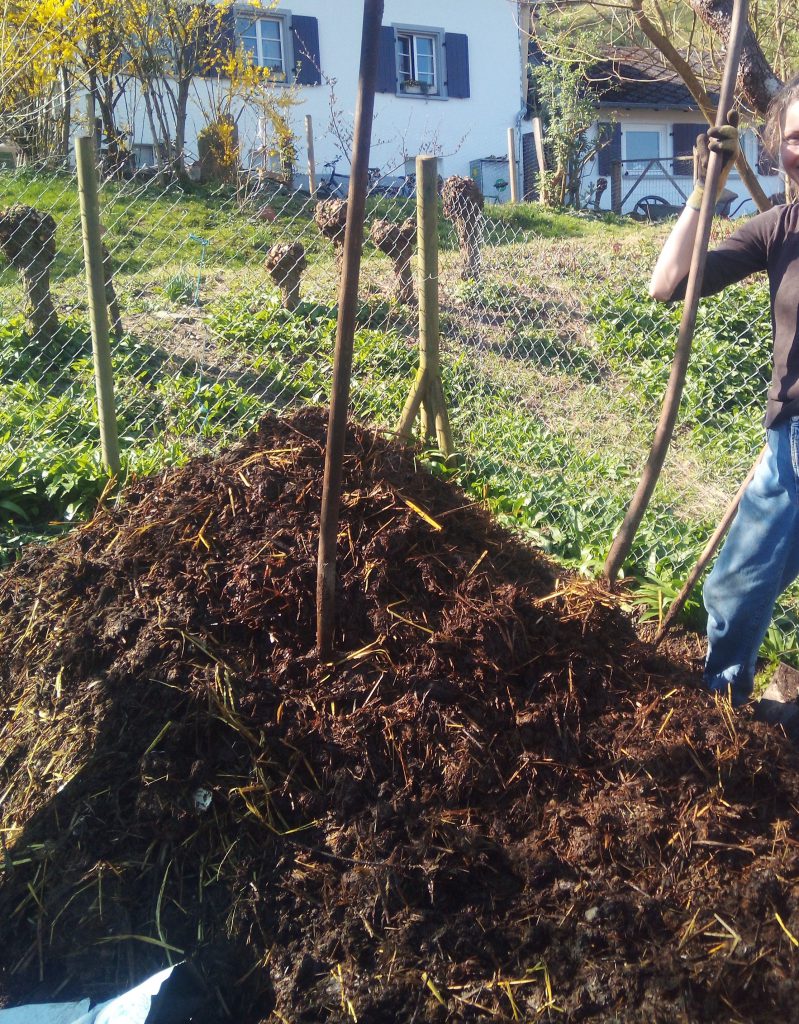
xmin=1 ymin=408 xmax=799 ymax=1024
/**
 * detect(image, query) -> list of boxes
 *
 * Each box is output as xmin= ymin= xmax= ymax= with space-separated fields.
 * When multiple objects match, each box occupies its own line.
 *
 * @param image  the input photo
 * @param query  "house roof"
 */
xmin=587 ymin=46 xmax=717 ymax=111
xmin=527 ymin=40 xmax=717 ymax=114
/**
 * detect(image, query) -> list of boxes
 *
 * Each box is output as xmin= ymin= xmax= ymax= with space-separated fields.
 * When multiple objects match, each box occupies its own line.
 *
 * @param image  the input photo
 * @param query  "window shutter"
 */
xmin=444 ymin=33 xmax=470 ymax=98
xmin=757 ymin=130 xmax=779 ymax=175
xmin=671 ymin=122 xmax=705 ymax=176
xmin=597 ymin=122 xmax=621 ymax=175
xmin=291 ymin=15 xmax=321 ymax=86
xmin=522 ymin=132 xmax=539 ymax=200
xmin=376 ymin=26 xmax=396 ymax=93
xmin=195 ymin=8 xmax=235 ymax=77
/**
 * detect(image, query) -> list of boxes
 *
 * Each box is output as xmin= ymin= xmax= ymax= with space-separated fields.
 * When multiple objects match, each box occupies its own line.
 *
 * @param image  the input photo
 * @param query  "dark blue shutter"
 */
xmin=195 ymin=8 xmax=235 ymax=77
xmin=671 ymin=122 xmax=704 ymax=176
xmin=291 ymin=15 xmax=321 ymax=85
xmin=757 ymin=130 xmax=779 ymax=175
xmin=444 ymin=33 xmax=469 ymax=98
xmin=597 ymin=123 xmax=621 ymax=175
xmin=376 ymin=26 xmax=396 ymax=93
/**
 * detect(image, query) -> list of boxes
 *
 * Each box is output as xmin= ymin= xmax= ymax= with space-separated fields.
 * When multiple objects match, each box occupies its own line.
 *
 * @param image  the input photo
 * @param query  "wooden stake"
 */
xmin=396 ymin=155 xmax=455 ymax=460
xmin=75 ymin=134 xmax=121 ymax=476
xmin=316 ymin=0 xmax=383 ymax=660
xmin=653 ymin=445 xmax=766 ymax=645
xmin=507 ymin=127 xmax=519 ymax=204
xmin=305 ymin=114 xmax=317 ymax=197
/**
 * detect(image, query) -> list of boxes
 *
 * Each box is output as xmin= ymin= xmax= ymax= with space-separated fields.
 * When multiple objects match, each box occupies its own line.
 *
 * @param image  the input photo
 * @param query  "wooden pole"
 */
xmin=396 ymin=155 xmax=454 ymax=461
xmin=316 ymin=0 xmax=383 ymax=660
xmin=507 ymin=126 xmax=519 ymax=204
xmin=653 ymin=445 xmax=766 ymax=645
xmin=531 ymin=116 xmax=547 ymax=173
xmin=603 ymin=0 xmax=748 ymax=585
xmin=417 ymin=154 xmax=454 ymax=458
xmin=305 ymin=114 xmax=317 ymax=197
xmin=611 ymin=159 xmax=622 ymax=214
xmin=75 ymin=134 xmax=121 ymax=476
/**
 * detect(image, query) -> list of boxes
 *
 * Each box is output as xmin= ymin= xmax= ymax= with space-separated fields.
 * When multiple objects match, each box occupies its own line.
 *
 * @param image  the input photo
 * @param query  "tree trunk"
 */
xmin=631 ymin=0 xmax=774 ymax=212
xmin=59 ymin=67 xmax=72 ymax=163
xmin=0 ymin=206 xmax=60 ymax=345
xmin=685 ymin=0 xmax=783 ymax=114
xmin=174 ymin=77 xmax=191 ymax=180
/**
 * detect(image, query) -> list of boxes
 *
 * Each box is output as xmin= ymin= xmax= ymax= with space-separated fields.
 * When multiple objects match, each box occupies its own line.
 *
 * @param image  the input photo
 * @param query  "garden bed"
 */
xmin=1 ymin=408 xmax=798 ymax=1023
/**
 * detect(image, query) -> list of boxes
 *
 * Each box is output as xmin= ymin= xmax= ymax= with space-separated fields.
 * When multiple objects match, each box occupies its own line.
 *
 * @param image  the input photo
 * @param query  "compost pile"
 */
xmin=2 ymin=409 xmax=799 ymax=1024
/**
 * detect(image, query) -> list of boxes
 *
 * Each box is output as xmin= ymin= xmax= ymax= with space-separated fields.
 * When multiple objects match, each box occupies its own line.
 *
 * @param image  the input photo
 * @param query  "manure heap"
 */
xmin=1 ymin=409 xmax=798 ymax=1024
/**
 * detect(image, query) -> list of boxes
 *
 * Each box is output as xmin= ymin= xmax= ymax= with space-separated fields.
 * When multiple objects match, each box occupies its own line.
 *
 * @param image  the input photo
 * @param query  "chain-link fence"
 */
xmin=1 ymin=151 xmax=783 ymax=634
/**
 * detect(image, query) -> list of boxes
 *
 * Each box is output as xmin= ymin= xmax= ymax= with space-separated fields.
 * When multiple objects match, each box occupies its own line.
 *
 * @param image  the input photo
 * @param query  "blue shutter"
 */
xmin=757 ymin=130 xmax=779 ymax=175
xmin=597 ymin=123 xmax=621 ymax=175
xmin=376 ymin=26 xmax=396 ymax=93
xmin=195 ymin=8 xmax=235 ymax=77
xmin=291 ymin=15 xmax=321 ymax=85
xmin=444 ymin=33 xmax=469 ymax=98
xmin=671 ymin=122 xmax=704 ymax=176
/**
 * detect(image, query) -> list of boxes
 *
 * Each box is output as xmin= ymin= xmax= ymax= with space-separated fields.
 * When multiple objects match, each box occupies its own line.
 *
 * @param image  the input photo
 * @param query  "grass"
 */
xmin=3 ymin=166 xmax=796 ymax=663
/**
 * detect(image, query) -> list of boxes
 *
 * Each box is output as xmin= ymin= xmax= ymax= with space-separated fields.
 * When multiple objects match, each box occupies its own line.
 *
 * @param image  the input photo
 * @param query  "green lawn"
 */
xmin=3 ymin=167 xmax=792 ymax=659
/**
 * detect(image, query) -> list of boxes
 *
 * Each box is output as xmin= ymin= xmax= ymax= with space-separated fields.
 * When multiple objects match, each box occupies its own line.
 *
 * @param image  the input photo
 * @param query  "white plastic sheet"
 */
xmin=0 ymin=965 xmax=177 ymax=1024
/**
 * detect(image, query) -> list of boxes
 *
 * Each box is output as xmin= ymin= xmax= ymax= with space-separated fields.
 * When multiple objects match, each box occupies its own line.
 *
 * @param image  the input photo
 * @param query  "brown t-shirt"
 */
xmin=669 ymin=203 xmax=799 ymax=427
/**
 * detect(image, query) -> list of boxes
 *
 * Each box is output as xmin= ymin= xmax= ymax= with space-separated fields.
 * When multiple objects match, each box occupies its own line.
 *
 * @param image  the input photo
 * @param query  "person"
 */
xmin=649 ymin=75 xmax=799 ymax=722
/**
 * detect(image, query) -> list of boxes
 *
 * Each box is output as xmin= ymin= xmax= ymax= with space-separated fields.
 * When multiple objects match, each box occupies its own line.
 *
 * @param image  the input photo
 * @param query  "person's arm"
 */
xmin=648 ymin=114 xmax=740 ymax=302
xmin=649 ymin=206 xmax=701 ymax=301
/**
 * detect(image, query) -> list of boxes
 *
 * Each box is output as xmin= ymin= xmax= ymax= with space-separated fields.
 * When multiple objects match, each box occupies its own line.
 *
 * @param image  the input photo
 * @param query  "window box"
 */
xmin=400 ymin=79 xmax=431 ymax=96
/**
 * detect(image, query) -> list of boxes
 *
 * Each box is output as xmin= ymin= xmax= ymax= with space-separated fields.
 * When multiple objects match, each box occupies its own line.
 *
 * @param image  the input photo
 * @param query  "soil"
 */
xmin=1 ymin=407 xmax=798 ymax=1024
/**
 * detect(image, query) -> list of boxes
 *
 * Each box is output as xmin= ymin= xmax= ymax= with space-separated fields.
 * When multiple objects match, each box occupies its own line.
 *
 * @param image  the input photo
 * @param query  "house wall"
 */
xmin=579 ymin=109 xmax=785 ymax=218
xmin=118 ymin=0 xmax=524 ymax=185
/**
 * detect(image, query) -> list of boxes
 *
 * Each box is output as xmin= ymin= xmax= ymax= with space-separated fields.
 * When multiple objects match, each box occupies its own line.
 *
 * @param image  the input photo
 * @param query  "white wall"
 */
xmin=120 ymin=0 xmax=524 ymax=183
xmin=581 ymin=109 xmax=785 ymax=218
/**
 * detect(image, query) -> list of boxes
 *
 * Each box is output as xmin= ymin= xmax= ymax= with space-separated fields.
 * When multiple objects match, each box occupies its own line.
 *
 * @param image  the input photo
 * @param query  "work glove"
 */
xmin=686 ymin=110 xmax=740 ymax=211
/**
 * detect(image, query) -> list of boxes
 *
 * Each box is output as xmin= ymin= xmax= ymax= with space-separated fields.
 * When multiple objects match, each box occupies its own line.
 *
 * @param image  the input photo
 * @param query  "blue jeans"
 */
xmin=704 ymin=419 xmax=799 ymax=705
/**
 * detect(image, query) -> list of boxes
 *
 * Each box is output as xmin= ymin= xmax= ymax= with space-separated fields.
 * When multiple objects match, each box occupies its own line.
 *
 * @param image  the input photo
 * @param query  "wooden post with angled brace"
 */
xmin=397 ymin=154 xmax=455 ymax=461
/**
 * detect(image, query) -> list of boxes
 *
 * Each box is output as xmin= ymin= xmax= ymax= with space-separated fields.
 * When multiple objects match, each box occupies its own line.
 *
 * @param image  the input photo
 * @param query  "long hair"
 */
xmin=764 ymin=74 xmax=799 ymax=158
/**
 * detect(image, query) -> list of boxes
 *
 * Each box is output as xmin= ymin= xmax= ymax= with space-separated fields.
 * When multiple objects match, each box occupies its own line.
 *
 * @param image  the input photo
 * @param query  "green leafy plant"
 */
xmin=162 ymin=272 xmax=196 ymax=305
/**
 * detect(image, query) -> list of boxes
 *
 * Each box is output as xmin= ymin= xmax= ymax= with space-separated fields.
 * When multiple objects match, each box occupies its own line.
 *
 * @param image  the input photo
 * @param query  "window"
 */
xmin=377 ymin=27 xmax=470 ymax=99
xmin=397 ymin=32 xmax=438 ymax=93
xmin=132 ymin=143 xmax=155 ymax=168
xmin=237 ymin=14 xmax=286 ymax=75
xmin=623 ymin=125 xmax=667 ymax=174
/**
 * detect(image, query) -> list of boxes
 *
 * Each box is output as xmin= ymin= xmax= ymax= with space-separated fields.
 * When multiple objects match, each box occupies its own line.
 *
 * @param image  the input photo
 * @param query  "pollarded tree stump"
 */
xmin=314 ymin=198 xmax=348 ymax=267
xmin=265 ymin=241 xmax=307 ymax=311
xmin=370 ymin=218 xmax=416 ymax=304
xmin=0 ymin=204 xmax=60 ymax=344
xmin=441 ymin=176 xmax=484 ymax=281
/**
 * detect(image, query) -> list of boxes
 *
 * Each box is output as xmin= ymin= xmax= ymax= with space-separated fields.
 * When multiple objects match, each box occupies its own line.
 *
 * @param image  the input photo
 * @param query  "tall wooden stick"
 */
xmin=75 ymin=134 xmax=121 ymax=476
xmin=603 ymin=0 xmax=749 ymax=585
xmin=305 ymin=114 xmax=317 ymax=197
xmin=507 ymin=127 xmax=519 ymax=204
xmin=653 ymin=445 xmax=766 ymax=645
xmin=316 ymin=0 xmax=383 ymax=660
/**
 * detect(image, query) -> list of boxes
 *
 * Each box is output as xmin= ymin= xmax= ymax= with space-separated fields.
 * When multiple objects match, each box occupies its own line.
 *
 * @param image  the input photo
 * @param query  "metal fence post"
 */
xmin=75 ymin=134 xmax=121 ymax=476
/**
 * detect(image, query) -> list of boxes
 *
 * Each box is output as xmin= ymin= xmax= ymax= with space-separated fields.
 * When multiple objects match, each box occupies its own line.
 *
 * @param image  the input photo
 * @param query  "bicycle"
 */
xmin=368 ymin=170 xmax=416 ymax=198
xmin=315 ymin=157 xmax=348 ymax=198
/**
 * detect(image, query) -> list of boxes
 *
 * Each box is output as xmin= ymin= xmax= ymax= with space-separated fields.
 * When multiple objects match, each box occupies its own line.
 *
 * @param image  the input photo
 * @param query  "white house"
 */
xmin=119 ymin=1 xmax=529 ymax=192
xmin=522 ymin=46 xmax=787 ymax=218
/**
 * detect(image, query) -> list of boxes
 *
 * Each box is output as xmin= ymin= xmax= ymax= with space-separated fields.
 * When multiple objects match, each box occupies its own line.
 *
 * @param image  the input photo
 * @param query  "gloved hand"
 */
xmin=686 ymin=110 xmax=740 ymax=211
